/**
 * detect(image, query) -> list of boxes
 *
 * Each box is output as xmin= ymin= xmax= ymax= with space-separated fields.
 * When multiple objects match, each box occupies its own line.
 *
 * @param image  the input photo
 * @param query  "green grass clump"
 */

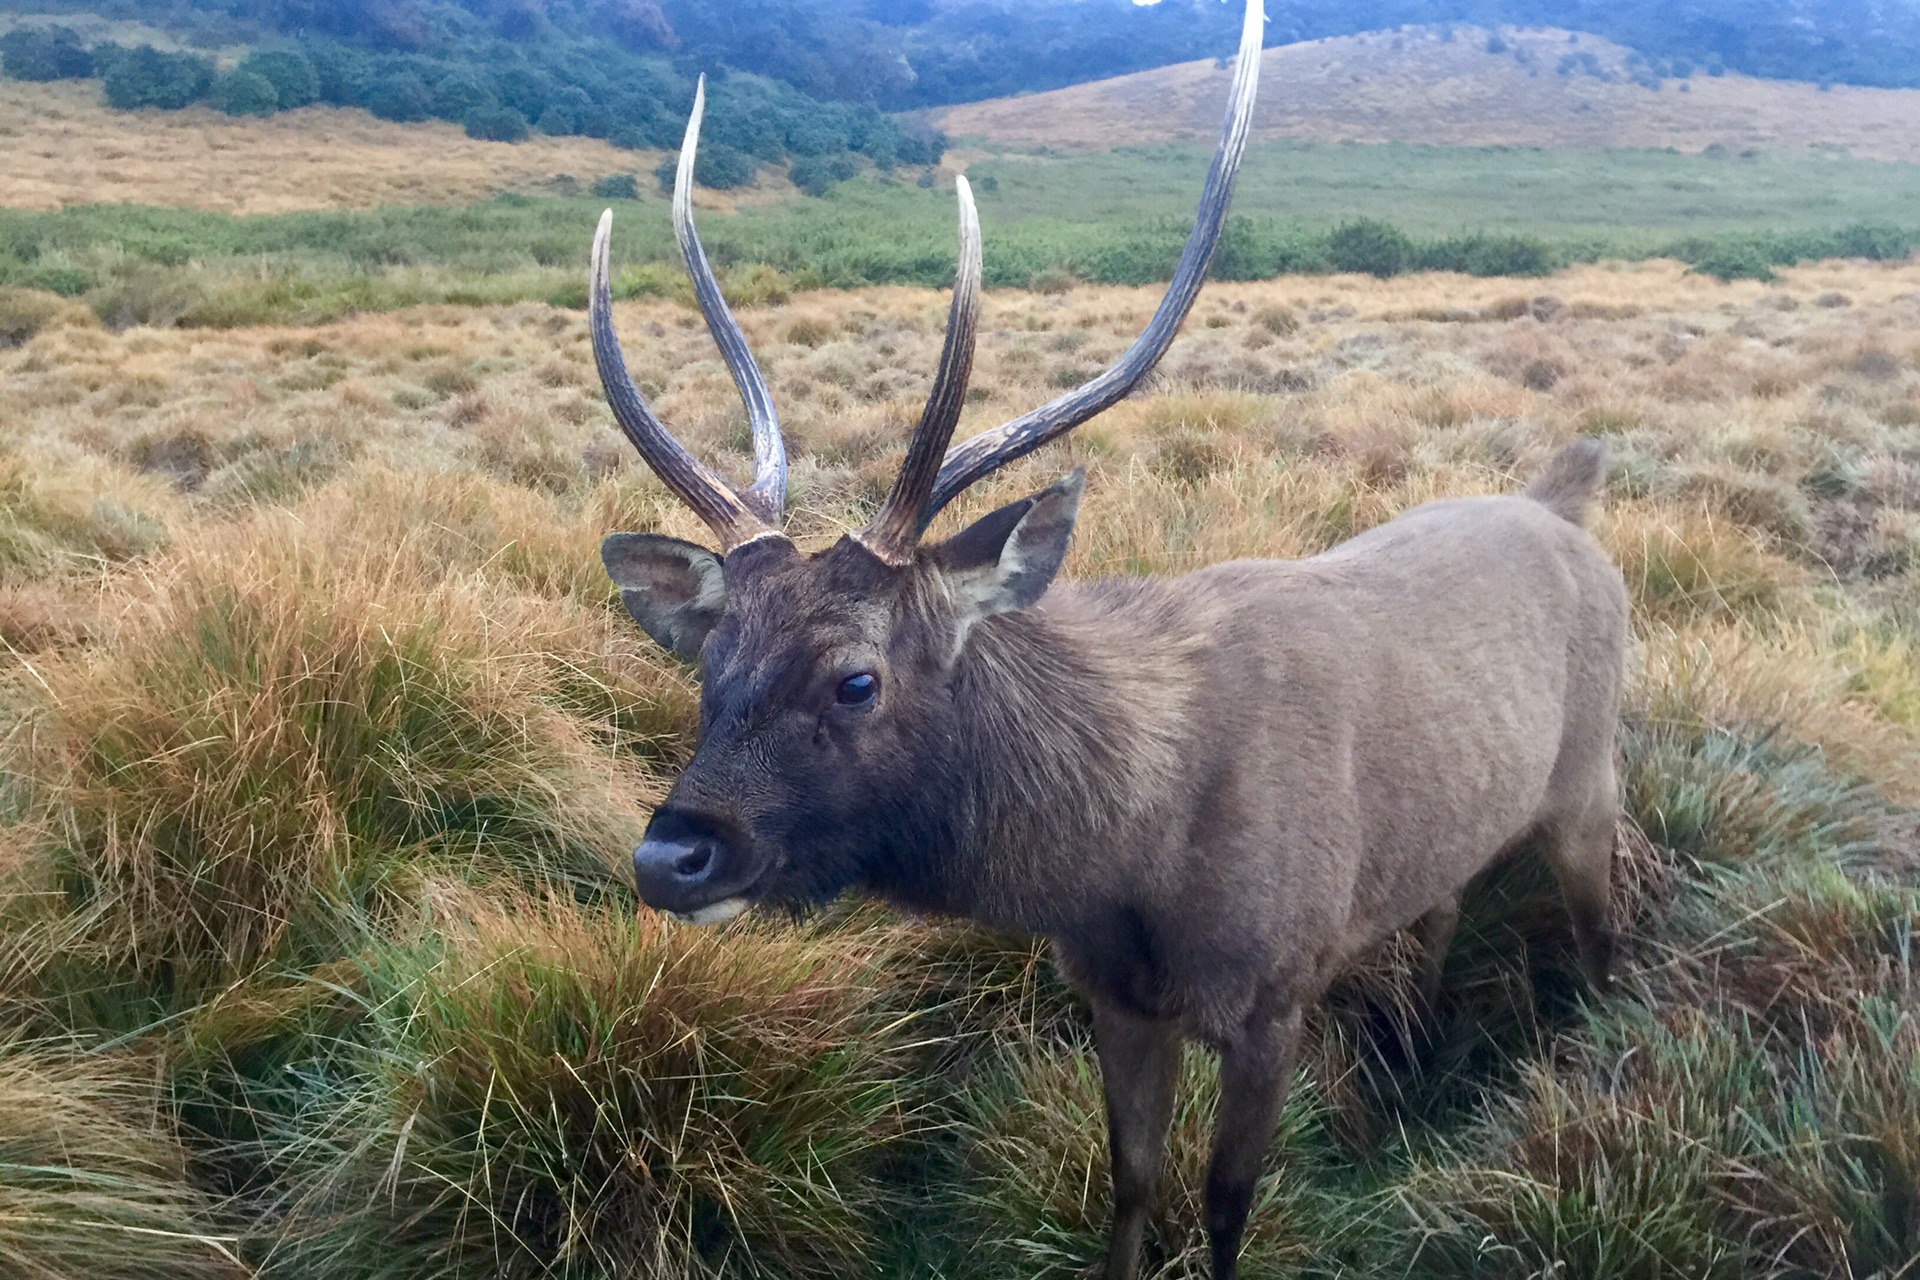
xmin=0 ymin=1040 xmax=246 ymax=1280
xmin=0 ymin=451 xmax=176 ymax=585
xmin=4 ymin=525 xmax=646 ymax=1036
xmin=264 ymin=899 xmax=915 ymax=1280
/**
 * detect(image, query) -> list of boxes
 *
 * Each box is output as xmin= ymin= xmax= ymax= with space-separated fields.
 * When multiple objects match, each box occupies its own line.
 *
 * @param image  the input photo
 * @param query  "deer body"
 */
xmin=575 ymin=3 xmax=1627 ymax=1273
xmin=930 ymin=474 xmax=1626 ymax=1043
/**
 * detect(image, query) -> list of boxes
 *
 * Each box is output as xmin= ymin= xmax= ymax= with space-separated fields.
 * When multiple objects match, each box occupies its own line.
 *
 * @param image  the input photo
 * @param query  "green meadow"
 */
xmin=4 ymin=140 xmax=1918 ymax=329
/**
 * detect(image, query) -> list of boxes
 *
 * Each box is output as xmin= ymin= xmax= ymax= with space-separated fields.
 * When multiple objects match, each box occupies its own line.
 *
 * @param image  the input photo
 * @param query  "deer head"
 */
xmin=591 ymin=0 xmax=1264 ymax=922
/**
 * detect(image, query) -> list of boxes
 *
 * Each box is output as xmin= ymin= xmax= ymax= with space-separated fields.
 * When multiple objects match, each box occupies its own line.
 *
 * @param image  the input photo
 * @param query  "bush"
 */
xmin=0 ymin=25 xmax=93 ymax=81
xmin=102 ymin=46 xmax=214 ymax=111
xmin=304 ymin=41 xmax=368 ymax=105
xmin=236 ymin=48 xmax=319 ymax=109
xmin=430 ymin=66 xmax=493 ymax=119
xmin=0 ymin=286 xmax=97 ymax=348
xmin=1328 ymin=217 xmax=1414 ymax=277
xmin=590 ymin=173 xmax=639 ymax=200
xmin=364 ymin=71 xmax=433 ymax=122
xmin=462 ymin=103 xmax=529 ymax=141
xmin=1686 ymin=239 xmax=1778 ymax=282
xmin=215 ymin=69 xmax=280 ymax=117
xmin=1421 ymin=232 xmax=1558 ymax=277
xmin=654 ymin=140 xmax=758 ymax=192
xmin=1831 ymin=222 xmax=1919 ymax=260
xmin=791 ymin=153 xmax=858 ymax=198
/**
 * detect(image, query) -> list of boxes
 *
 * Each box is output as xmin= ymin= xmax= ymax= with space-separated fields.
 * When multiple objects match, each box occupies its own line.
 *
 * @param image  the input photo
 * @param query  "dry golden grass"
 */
xmin=940 ymin=25 xmax=1920 ymax=162
xmin=0 ymin=79 xmax=666 ymax=213
xmin=3 ymin=253 xmax=1919 ymax=1275
xmin=6 ymin=254 xmax=1917 ymax=801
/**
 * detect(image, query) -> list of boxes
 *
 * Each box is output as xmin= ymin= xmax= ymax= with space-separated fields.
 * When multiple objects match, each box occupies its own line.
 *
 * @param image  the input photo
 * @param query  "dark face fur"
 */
xmin=603 ymin=471 xmax=1085 ymax=923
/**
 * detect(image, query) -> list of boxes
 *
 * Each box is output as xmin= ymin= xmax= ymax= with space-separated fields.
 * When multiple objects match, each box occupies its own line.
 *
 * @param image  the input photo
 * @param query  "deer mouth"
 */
xmin=674 ymin=897 xmax=751 ymax=926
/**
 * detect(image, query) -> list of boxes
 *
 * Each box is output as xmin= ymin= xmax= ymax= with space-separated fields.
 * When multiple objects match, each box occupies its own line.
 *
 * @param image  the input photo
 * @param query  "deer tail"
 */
xmin=1524 ymin=439 xmax=1608 ymax=527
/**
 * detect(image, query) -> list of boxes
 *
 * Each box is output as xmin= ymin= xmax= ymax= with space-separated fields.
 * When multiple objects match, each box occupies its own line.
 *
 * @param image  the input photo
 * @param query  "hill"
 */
xmin=938 ymin=25 xmax=1920 ymax=165
xmin=0 ymin=78 xmax=663 ymax=213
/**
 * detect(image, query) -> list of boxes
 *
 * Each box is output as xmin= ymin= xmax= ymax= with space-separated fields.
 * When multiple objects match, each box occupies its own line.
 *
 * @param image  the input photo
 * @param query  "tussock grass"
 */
xmin=3 ymin=512 xmax=655 ymax=1036
xmin=958 ymin=1042 xmax=1326 ymax=1280
xmin=263 ymin=896 xmax=915 ymax=1280
xmin=0 ymin=1039 xmax=246 ymax=1280
xmin=0 ymin=448 xmax=179 ymax=585
xmin=1 ymin=256 xmax=1918 ymax=1277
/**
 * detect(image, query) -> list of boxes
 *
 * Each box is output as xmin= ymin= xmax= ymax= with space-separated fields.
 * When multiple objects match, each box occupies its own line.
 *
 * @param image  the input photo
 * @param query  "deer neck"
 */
xmin=896 ymin=581 xmax=1198 ymax=933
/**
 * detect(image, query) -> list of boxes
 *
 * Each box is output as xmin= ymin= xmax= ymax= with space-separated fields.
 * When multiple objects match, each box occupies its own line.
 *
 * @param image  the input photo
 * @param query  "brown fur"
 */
xmin=608 ymin=439 xmax=1627 ymax=1280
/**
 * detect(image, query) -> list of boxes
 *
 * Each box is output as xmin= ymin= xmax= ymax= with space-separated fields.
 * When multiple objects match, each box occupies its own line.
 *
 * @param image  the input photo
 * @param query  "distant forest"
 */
xmin=3 ymin=1 xmax=1918 ymax=124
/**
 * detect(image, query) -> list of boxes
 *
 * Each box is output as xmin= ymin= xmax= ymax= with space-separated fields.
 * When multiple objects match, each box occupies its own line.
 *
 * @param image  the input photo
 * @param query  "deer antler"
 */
xmin=589 ymin=0 xmax=1265 ymax=555
xmin=587 ymin=77 xmax=788 ymax=550
xmin=855 ymin=176 xmax=983 ymax=565
xmin=916 ymin=0 xmax=1266 ymax=532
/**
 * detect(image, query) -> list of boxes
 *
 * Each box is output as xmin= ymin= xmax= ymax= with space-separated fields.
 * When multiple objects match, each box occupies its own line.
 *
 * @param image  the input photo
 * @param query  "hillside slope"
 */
xmin=938 ymin=26 xmax=1920 ymax=164
xmin=0 ymin=79 xmax=662 ymax=213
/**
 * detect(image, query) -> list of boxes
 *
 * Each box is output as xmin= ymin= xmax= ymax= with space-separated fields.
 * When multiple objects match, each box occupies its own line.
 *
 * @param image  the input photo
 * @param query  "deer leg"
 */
xmin=1410 ymin=895 xmax=1460 ymax=1015
xmin=1544 ymin=804 xmax=1617 ymax=996
xmin=1205 ymin=1004 xmax=1302 ymax=1280
xmin=1093 ymin=1000 xmax=1182 ymax=1280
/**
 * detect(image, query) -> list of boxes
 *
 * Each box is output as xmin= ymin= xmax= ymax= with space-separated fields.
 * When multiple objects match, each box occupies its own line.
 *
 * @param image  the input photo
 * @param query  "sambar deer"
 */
xmin=585 ymin=1 xmax=1628 ymax=1274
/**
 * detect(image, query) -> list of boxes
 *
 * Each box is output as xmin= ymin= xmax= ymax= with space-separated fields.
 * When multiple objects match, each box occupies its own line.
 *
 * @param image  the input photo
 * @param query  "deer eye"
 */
xmin=835 ymin=672 xmax=878 ymax=706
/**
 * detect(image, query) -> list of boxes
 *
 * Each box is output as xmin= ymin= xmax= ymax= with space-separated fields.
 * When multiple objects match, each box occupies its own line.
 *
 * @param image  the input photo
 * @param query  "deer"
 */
xmin=583 ymin=1 xmax=1628 ymax=1275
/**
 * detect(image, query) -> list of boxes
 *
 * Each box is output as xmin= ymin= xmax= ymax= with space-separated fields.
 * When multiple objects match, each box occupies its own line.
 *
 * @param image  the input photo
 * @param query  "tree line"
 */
xmin=0 ymin=2 xmax=945 ymax=197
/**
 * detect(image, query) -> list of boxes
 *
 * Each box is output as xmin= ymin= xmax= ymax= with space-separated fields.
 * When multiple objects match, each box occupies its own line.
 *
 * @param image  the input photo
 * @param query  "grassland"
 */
xmin=4 ymin=136 xmax=1918 ymax=330
xmin=2 ymin=251 xmax=1918 ymax=1277
xmin=0 ymin=78 xmax=665 ymax=214
xmin=940 ymin=24 xmax=1920 ymax=165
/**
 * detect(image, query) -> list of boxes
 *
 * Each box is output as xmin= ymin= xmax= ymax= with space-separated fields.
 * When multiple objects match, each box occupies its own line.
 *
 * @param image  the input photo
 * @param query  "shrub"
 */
xmin=463 ymin=103 xmax=530 ymax=141
xmin=0 ymin=25 xmax=93 ymax=81
xmin=102 ymin=46 xmax=214 ymax=111
xmin=1421 ymin=232 xmax=1558 ymax=277
xmin=236 ymin=48 xmax=319 ymax=109
xmin=364 ymin=71 xmax=433 ymax=122
xmin=654 ymin=140 xmax=758 ymax=192
xmin=791 ymin=153 xmax=858 ymax=197
xmin=589 ymin=172 xmax=639 ymax=200
xmin=1831 ymin=222 xmax=1920 ymax=261
xmin=1328 ymin=217 xmax=1414 ymax=278
xmin=215 ymin=69 xmax=280 ymax=117
xmin=0 ymin=286 xmax=97 ymax=347
xmin=1685 ymin=239 xmax=1778 ymax=282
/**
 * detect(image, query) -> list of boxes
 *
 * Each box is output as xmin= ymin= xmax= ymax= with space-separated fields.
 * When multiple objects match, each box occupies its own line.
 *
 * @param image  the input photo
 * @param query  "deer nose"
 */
xmin=632 ymin=833 xmax=755 ymax=925
xmin=635 ymin=836 xmax=719 ymax=894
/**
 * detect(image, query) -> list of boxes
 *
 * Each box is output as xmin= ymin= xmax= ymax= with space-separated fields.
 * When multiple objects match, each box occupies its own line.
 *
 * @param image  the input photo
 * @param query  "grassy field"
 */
xmin=2 ymin=252 xmax=1918 ymax=1277
xmin=0 ymin=78 xmax=662 ymax=214
xmin=4 ymin=138 xmax=1919 ymax=330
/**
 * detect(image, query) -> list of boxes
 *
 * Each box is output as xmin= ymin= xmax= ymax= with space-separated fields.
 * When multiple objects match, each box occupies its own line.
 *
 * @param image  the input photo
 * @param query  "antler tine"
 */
xmin=589 ymin=209 xmax=778 ymax=550
xmin=918 ymin=0 xmax=1266 ymax=531
xmin=676 ymin=75 xmax=789 ymax=526
xmin=858 ymin=176 xmax=983 ymax=564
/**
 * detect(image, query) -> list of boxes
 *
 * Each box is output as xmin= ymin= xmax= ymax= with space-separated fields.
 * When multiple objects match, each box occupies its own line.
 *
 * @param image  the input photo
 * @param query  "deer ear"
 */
xmin=602 ymin=533 xmax=726 ymax=661
xmin=936 ymin=469 xmax=1085 ymax=618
